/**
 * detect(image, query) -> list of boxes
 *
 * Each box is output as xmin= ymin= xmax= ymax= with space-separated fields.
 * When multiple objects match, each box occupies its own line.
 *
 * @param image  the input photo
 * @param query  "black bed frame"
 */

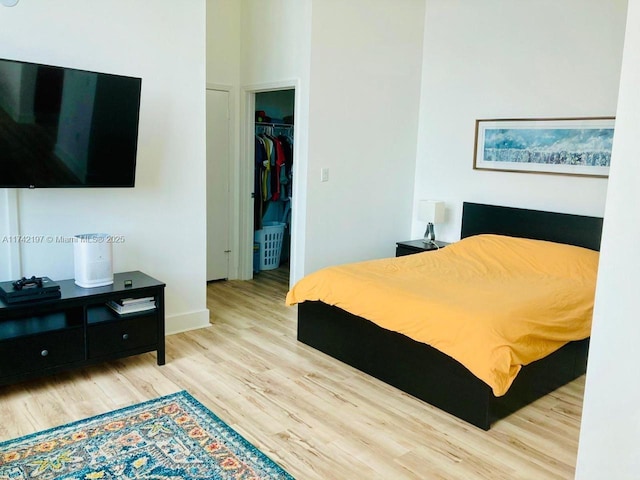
xmin=297 ymin=202 xmax=603 ymax=430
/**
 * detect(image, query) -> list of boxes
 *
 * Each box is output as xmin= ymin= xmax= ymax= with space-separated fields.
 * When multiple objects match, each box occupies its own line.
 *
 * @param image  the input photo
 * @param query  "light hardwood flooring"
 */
xmin=0 ymin=267 xmax=585 ymax=479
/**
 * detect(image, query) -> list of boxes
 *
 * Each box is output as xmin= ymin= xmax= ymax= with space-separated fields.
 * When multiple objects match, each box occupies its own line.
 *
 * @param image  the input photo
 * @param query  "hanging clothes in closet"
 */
xmin=254 ymin=124 xmax=294 ymax=231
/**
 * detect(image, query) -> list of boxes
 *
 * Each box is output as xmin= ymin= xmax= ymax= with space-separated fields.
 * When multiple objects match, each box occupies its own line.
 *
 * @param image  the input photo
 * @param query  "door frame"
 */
xmin=205 ymin=85 xmax=233 ymax=281
xmin=205 ymin=83 xmax=236 ymax=280
xmin=240 ymin=80 xmax=303 ymax=284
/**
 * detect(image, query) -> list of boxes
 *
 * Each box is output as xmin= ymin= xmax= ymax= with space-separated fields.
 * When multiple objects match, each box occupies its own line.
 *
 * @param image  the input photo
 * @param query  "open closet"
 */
xmin=253 ymin=89 xmax=294 ymax=279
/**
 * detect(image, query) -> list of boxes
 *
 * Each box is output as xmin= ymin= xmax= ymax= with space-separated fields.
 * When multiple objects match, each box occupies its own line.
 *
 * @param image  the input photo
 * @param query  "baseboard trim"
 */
xmin=165 ymin=309 xmax=210 ymax=335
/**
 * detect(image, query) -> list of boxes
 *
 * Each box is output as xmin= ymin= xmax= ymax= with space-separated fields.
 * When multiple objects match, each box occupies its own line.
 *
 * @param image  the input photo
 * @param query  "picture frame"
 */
xmin=473 ymin=117 xmax=615 ymax=177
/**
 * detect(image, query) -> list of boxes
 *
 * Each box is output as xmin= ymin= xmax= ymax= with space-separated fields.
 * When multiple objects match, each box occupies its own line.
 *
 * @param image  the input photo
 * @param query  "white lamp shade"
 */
xmin=418 ymin=200 xmax=445 ymax=223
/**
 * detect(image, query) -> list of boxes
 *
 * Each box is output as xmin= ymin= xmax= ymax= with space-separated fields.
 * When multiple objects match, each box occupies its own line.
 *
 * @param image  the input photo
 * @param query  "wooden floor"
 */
xmin=0 ymin=267 xmax=585 ymax=479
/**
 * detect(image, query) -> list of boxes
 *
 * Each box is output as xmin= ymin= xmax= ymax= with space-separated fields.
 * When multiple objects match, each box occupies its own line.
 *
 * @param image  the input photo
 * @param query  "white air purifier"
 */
xmin=73 ymin=233 xmax=114 ymax=288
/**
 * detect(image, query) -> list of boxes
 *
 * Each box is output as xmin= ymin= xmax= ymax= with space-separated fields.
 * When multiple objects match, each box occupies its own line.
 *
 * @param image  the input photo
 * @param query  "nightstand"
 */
xmin=395 ymin=239 xmax=449 ymax=257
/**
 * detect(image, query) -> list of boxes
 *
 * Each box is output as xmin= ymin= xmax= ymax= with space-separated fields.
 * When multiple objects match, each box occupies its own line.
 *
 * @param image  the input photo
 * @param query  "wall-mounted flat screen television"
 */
xmin=0 ymin=58 xmax=141 ymax=188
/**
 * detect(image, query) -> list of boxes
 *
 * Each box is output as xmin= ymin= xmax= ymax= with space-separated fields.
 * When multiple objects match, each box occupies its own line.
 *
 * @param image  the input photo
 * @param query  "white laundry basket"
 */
xmin=255 ymin=222 xmax=286 ymax=270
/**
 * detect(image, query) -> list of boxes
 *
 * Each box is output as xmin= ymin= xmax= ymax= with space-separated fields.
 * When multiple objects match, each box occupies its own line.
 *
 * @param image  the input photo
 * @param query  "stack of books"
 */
xmin=106 ymin=296 xmax=156 ymax=315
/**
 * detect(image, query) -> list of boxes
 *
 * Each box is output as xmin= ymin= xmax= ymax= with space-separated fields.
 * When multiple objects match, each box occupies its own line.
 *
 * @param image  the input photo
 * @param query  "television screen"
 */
xmin=0 ymin=58 xmax=141 ymax=188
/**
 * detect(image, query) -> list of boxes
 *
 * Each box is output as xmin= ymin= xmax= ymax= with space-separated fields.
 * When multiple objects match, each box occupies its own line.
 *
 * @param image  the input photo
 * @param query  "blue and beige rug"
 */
xmin=0 ymin=390 xmax=293 ymax=479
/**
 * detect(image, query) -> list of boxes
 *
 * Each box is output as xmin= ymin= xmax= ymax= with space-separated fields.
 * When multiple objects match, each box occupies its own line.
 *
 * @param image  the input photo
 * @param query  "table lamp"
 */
xmin=418 ymin=200 xmax=445 ymax=245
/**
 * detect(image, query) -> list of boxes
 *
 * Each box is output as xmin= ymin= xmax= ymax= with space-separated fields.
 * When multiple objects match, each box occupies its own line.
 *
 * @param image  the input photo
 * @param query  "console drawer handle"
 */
xmin=122 ymin=333 xmax=129 ymax=341
xmin=41 ymin=349 xmax=49 ymax=357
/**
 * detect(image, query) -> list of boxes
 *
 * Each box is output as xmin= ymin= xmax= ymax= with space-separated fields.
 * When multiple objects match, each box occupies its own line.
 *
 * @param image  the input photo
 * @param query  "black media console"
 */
xmin=0 ymin=271 xmax=165 ymax=386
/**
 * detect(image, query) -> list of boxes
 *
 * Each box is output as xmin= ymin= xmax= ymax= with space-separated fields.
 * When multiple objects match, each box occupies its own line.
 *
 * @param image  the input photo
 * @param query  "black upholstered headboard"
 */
xmin=460 ymin=202 xmax=604 ymax=251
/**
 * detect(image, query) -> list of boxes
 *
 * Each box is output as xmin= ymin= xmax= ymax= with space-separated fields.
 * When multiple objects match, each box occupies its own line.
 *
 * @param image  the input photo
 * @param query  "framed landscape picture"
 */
xmin=473 ymin=117 xmax=615 ymax=177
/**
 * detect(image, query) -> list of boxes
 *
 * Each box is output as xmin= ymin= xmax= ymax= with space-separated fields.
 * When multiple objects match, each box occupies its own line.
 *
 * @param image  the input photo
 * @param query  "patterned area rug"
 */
xmin=0 ymin=391 xmax=293 ymax=479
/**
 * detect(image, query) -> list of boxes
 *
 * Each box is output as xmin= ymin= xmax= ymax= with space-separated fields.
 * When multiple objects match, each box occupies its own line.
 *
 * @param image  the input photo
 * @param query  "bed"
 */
xmin=288 ymin=202 xmax=603 ymax=430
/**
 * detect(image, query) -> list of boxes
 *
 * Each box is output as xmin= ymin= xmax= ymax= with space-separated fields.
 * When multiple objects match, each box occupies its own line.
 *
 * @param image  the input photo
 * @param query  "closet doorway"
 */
xmin=252 ymin=89 xmax=295 ymax=282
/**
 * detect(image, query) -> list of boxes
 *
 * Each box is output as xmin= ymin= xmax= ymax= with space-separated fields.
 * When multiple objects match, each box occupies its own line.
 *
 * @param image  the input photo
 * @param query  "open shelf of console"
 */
xmin=0 ymin=271 xmax=165 ymax=386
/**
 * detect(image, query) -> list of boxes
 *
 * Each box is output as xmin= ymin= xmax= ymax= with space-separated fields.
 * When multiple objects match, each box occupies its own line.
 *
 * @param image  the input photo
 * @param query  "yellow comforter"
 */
xmin=285 ymin=234 xmax=599 ymax=396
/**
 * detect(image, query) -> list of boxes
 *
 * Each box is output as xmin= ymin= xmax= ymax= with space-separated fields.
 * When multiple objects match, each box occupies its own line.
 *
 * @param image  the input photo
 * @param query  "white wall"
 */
xmin=0 ymin=191 xmax=16 ymax=280
xmin=207 ymin=0 xmax=241 ymax=88
xmin=240 ymin=0 xmax=312 ymax=87
xmin=208 ymin=0 xmax=426 ymax=281
xmin=0 ymin=0 xmax=209 ymax=334
xmin=0 ymin=198 xmax=7 ymax=279
xmin=241 ymin=0 xmax=312 ymax=285
xmin=414 ymin=0 xmax=628 ymax=241
xmin=206 ymin=0 xmax=242 ymax=280
xmin=207 ymin=0 xmax=312 ymax=284
xmin=304 ymin=0 xmax=426 ymax=273
xmin=576 ymin=0 xmax=640 ymax=476
xmin=206 ymin=0 xmax=312 ymax=284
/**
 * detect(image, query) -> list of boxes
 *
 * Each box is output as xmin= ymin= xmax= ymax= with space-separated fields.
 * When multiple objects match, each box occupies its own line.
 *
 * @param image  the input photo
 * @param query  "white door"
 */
xmin=206 ymin=89 xmax=231 ymax=281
